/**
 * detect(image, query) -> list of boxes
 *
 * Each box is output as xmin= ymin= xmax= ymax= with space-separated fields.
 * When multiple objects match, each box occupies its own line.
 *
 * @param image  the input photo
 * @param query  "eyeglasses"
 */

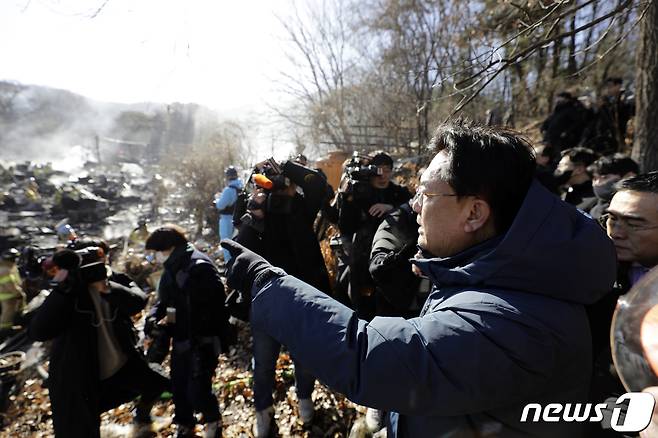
xmin=603 ymin=213 xmax=658 ymax=232
xmin=411 ymin=188 xmax=467 ymax=207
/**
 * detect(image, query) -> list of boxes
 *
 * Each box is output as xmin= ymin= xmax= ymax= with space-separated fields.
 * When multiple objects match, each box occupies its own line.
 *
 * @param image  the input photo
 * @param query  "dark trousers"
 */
xmin=171 ymin=340 xmax=220 ymax=425
xmin=98 ymin=355 xmax=170 ymax=421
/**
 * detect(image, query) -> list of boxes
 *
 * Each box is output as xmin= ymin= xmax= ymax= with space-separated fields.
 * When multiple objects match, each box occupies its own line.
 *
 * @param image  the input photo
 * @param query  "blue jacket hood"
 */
xmin=228 ymin=178 xmax=244 ymax=190
xmin=413 ymin=179 xmax=616 ymax=305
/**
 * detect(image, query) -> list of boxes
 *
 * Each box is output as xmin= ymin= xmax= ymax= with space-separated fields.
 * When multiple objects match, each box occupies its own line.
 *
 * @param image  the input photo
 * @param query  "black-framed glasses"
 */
xmin=602 ymin=212 xmax=658 ymax=232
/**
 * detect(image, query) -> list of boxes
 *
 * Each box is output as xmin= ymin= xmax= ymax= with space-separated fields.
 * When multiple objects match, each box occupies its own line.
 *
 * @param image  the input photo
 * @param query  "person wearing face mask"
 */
xmin=28 ymin=247 xmax=169 ymax=438
xmin=144 ymin=225 xmax=231 ymax=438
xmin=553 ymin=147 xmax=599 ymax=208
xmin=585 ymin=154 xmax=639 ymax=220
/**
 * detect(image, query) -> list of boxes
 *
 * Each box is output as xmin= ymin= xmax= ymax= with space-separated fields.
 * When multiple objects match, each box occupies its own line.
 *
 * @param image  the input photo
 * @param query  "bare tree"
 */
xmin=162 ymin=120 xmax=249 ymax=236
xmin=632 ymin=0 xmax=658 ymax=171
xmin=275 ymin=0 xmax=358 ymax=151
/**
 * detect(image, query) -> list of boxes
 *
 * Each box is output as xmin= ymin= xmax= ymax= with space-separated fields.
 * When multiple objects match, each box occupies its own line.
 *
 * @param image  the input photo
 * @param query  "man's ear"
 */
xmin=464 ymin=199 xmax=491 ymax=233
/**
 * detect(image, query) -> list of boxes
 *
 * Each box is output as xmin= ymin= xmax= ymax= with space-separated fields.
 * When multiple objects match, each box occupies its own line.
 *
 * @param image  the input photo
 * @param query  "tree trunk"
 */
xmin=567 ymin=12 xmax=577 ymax=75
xmin=632 ymin=0 xmax=658 ymax=172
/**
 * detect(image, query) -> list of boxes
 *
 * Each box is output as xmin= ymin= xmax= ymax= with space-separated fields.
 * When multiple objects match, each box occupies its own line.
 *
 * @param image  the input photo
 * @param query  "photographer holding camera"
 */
xmin=28 ymin=247 xmax=169 ymax=438
xmin=336 ymin=151 xmax=411 ymax=320
xmin=233 ymin=158 xmax=331 ymax=437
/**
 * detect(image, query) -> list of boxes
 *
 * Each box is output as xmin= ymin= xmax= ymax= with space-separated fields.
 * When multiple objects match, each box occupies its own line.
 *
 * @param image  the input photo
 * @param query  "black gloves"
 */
xmin=220 ymin=239 xmax=281 ymax=295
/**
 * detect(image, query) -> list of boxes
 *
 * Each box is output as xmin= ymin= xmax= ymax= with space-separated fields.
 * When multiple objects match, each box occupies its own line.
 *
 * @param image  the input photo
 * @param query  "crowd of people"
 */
xmin=0 ymin=77 xmax=656 ymax=437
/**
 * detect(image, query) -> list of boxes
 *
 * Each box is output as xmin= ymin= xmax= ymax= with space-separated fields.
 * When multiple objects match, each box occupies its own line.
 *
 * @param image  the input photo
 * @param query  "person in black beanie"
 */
xmin=28 ymin=247 xmax=169 ymax=438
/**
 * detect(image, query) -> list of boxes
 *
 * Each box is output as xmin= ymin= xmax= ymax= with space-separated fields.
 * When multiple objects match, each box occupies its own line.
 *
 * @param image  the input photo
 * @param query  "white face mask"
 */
xmin=155 ymin=252 xmax=169 ymax=264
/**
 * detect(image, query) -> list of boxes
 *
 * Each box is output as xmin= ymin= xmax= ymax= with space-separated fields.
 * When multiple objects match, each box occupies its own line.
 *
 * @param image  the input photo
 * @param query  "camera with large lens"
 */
xmin=348 ymin=164 xmax=381 ymax=181
xmin=76 ymin=247 xmax=108 ymax=284
xmin=239 ymin=159 xmax=295 ymax=230
xmin=52 ymin=247 xmax=108 ymax=292
xmin=343 ymin=153 xmax=380 ymax=200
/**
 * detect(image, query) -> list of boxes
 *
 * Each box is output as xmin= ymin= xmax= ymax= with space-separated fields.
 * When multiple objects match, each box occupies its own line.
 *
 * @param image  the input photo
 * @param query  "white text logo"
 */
xmin=520 ymin=393 xmax=655 ymax=432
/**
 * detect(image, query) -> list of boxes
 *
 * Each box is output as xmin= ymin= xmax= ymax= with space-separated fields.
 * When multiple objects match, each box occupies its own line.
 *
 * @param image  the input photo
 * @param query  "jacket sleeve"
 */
xmin=369 ymin=208 xmax=419 ymax=310
xmin=337 ymin=192 xmax=362 ymax=235
xmin=104 ymin=281 xmax=148 ymax=316
xmin=146 ymin=273 xmax=169 ymax=325
xmin=215 ymin=187 xmax=236 ymax=211
xmin=282 ymin=160 xmax=327 ymax=219
xmin=28 ymin=289 xmax=75 ymax=341
xmin=187 ymin=263 xmax=226 ymax=337
xmin=250 ymin=275 xmax=557 ymax=417
xmin=392 ymin=184 xmax=412 ymax=207
xmin=322 ymin=186 xmax=339 ymax=224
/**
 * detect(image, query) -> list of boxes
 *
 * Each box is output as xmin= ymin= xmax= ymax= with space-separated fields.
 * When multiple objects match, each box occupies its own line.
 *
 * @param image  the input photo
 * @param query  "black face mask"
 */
xmin=593 ymin=178 xmax=619 ymax=201
xmin=553 ymin=169 xmax=573 ymax=186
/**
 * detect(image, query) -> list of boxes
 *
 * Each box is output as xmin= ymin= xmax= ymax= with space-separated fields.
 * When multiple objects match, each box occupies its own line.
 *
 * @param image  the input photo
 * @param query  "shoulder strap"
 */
xmin=175 ymin=257 xmax=213 ymax=290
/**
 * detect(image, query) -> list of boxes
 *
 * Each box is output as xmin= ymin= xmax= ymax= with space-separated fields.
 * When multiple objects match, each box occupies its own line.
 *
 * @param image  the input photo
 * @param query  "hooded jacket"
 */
xmin=248 ymin=180 xmax=617 ymax=437
xmin=216 ymin=178 xmax=244 ymax=215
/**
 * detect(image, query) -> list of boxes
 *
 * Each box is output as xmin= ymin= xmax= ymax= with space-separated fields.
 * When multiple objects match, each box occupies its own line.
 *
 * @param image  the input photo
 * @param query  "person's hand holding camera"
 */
xmin=369 ymin=203 xmax=393 ymax=218
xmin=51 ymin=249 xmax=82 ymax=295
xmin=247 ymin=191 xmax=268 ymax=220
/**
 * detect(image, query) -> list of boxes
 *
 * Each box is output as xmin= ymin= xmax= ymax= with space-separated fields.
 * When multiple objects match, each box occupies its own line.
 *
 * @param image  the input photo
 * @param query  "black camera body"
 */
xmin=52 ymin=247 xmax=108 ymax=290
xmin=238 ymin=159 xmax=296 ymax=229
xmin=348 ymin=164 xmax=381 ymax=182
xmin=342 ymin=153 xmax=382 ymax=200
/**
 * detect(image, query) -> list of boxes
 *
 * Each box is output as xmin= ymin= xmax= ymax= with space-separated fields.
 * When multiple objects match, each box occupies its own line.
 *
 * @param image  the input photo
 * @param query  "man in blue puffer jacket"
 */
xmin=221 ymin=120 xmax=617 ymax=437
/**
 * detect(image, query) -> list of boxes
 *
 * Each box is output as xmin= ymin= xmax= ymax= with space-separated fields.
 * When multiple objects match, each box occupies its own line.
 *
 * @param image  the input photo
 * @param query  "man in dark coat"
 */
xmin=145 ymin=225 xmax=230 ymax=438
xmin=222 ymin=121 xmax=616 ymax=437
xmin=581 ymin=77 xmax=635 ymax=154
xmin=587 ymin=172 xmax=658 ymax=436
xmin=369 ymin=202 xmax=428 ymax=319
xmin=233 ymin=159 xmax=331 ymax=437
xmin=541 ymin=91 xmax=587 ymax=151
xmin=554 ymin=147 xmax=598 ymax=208
xmin=337 ymin=152 xmax=411 ymax=320
xmin=28 ymin=248 xmax=169 ymax=438
xmin=585 ymin=153 xmax=639 ymax=220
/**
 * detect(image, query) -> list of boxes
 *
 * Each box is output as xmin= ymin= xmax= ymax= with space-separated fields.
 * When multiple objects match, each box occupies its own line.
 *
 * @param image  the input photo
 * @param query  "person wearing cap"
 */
xmin=215 ymin=166 xmax=244 ymax=263
xmin=28 ymin=247 xmax=170 ymax=438
xmin=0 ymin=249 xmax=25 ymax=339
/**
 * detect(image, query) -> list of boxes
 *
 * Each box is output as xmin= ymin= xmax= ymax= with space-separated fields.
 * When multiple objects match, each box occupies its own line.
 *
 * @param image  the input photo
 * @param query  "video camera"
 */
xmin=345 ymin=153 xmax=382 ymax=182
xmin=52 ymin=246 xmax=108 ymax=286
xmin=235 ymin=158 xmax=295 ymax=229
xmin=343 ymin=152 xmax=381 ymax=199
